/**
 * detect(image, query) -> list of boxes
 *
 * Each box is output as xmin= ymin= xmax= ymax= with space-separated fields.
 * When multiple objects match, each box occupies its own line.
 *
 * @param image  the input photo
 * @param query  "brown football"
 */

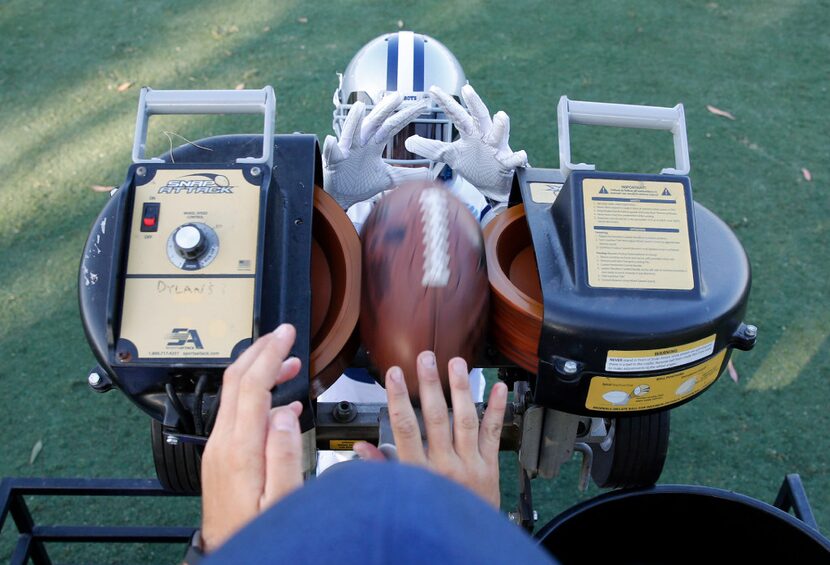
xmin=360 ymin=180 xmax=489 ymax=403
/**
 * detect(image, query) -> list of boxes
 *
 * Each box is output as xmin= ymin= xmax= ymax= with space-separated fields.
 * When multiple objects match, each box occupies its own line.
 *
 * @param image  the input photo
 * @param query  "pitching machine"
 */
xmin=79 ymin=88 xmax=756 ymax=528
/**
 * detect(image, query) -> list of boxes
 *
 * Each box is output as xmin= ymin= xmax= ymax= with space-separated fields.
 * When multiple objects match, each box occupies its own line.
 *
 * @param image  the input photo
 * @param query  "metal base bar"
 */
xmin=10 ymin=534 xmax=35 ymax=565
xmin=0 ymin=477 xmax=196 ymax=564
xmin=31 ymin=525 xmax=195 ymax=543
xmin=774 ymin=473 xmax=820 ymax=531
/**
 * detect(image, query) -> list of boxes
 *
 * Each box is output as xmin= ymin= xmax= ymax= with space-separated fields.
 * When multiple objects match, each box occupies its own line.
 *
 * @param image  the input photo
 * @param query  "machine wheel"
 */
xmin=590 ymin=411 xmax=670 ymax=489
xmin=151 ymin=419 xmax=203 ymax=494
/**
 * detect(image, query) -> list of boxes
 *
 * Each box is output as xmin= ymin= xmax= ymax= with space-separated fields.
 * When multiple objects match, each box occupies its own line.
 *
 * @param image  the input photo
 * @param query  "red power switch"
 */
xmin=140 ymin=202 xmax=160 ymax=232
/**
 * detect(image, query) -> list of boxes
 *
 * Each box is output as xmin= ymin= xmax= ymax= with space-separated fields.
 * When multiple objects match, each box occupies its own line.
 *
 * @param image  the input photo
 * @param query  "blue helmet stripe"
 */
xmin=386 ymin=33 xmax=399 ymax=91
xmin=413 ymin=34 xmax=425 ymax=91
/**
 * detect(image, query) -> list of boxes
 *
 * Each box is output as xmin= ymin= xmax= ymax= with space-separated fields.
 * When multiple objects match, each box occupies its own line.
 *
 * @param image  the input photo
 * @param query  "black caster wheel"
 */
xmin=590 ymin=410 xmax=670 ymax=489
xmin=151 ymin=419 xmax=203 ymax=494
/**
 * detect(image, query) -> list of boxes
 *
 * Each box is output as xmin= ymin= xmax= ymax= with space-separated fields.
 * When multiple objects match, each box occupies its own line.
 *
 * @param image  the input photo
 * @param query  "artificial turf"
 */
xmin=1 ymin=0 xmax=828 ymax=562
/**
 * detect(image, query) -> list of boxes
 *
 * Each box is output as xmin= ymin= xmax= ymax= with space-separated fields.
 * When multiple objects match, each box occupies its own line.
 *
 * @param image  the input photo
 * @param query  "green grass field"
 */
xmin=1 ymin=0 xmax=828 ymax=562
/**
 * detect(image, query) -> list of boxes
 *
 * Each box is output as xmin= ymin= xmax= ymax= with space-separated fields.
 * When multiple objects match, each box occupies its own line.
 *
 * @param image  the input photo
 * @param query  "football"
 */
xmin=360 ymin=181 xmax=489 ymax=403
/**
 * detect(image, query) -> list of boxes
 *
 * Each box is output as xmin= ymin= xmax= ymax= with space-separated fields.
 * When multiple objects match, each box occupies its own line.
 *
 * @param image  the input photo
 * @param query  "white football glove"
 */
xmin=405 ymin=84 xmax=528 ymax=203
xmin=323 ymin=93 xmax=429 ymax=209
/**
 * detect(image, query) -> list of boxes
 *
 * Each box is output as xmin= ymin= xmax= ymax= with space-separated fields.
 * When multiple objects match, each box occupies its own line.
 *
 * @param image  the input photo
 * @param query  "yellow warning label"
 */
xmin=583 ymin=179 xmax=694 ymax=290
xmin=606 ymin=334 xmax=716 ymax=372
xmin=529 ymin=182 xmax=563 ymax=204
xmin=586 ymin=350 xmax=727 ymax=412
xmin=329 ymin=440 xmax=358 ymax=450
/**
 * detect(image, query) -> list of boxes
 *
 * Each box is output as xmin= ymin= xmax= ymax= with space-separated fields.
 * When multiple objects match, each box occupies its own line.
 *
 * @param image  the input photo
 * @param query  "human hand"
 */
xmin=200 ymin=324 xmax=305 ymax=553
xmin=354 ymin=352 xmax=508 ymax=508
xmin=404 ymin=84 xmax=528 ymax=204
xmin=323 ymin=93 xmax=429 ymax=209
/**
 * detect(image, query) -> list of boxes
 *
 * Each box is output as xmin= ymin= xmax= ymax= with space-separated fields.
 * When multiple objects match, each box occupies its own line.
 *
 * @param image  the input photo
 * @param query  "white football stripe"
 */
xmin=419 ymin=189 xmax=451 ymax=287
xmin=397 ymin=30 xmax=415 ymax=92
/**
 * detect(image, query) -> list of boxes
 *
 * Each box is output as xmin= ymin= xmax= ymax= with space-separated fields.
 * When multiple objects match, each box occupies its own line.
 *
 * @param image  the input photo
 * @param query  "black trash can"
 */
xmin=536 ymin=485 xmax=830 ymax=564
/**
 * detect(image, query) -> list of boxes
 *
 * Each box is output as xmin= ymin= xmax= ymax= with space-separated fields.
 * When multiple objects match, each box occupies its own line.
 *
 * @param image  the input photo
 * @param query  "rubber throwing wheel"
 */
xmin=591 ymin=411 xmax=670 ymax=489
xmin=309 ymin=187 xmax=361 ymax=396
xmin=483 ymin=205 xmax=542 ymax=372
xmin=151 ymin=418 xmax=203 ymax=494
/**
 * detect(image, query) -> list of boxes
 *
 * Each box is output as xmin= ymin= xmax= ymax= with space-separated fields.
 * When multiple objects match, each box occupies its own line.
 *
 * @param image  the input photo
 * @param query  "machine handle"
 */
xmin=132 ymin=86 xmax=276 ymax=165
xmin=557 ymin=96 xmax=690 ymax=176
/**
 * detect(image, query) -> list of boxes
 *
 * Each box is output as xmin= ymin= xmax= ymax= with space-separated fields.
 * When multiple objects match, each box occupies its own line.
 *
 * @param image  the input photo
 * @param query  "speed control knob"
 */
xmin=167 ymin=222 xmax=219 ymax=269
xmin=174 ymin=224 xmax=207 ymax=260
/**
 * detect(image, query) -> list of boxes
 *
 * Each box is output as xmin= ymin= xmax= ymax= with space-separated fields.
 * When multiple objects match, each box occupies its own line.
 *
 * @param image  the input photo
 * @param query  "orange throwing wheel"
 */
xmin=483 ymin=204 xmax=542 ymax=374
xmin=309 ymin=187 xmax=361 ymax=396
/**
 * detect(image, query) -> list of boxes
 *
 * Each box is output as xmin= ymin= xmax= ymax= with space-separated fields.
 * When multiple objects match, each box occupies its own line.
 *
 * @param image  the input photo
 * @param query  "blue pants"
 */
xmin=206 ymin=461 xmax=556 ymax=564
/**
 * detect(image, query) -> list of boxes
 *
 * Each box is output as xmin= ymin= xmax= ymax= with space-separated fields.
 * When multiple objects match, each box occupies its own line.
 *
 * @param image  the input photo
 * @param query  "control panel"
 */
xmin=114 ymin=167 xmax=264 ymax=364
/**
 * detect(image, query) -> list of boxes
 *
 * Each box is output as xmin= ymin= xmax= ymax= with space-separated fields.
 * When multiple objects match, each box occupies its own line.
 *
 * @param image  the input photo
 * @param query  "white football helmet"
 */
xmin=332 ymin=31 xmax=467 ymax=167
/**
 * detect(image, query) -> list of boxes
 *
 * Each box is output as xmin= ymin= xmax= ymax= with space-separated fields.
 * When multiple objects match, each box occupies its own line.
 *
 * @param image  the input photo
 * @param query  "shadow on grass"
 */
xmin=0 ymin=1 xmax=303 ymax=248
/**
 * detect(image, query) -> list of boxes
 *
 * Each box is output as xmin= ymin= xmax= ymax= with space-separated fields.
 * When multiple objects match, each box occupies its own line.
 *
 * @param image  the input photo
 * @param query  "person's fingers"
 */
xmin=353 ymin=441 xmax=387 ymax=461
xmin=276 ymin=357 xmax=302 ymax=386
xmin=378 ymin=443 xmax=399 ymax=461
xmin=385 ymin=366 xmax=427 ymax=465
xmin=447 ymin=357 xmax=480 ymax=458
xmin=417 ymin=352 xmax=453 ymax=461
xmin=339 ymin=101 xmax=365 ymax=153
xmin=262 ymin=405 xmax=304 ymax=507
xmin=500 ymin=149 xmax=529 ymax=169
xmin=322 ymin=134 xmax=345 ymax=166
xmin=213 ymin=331 xmax=276 ymax=430
xmin=235 ymin=326 xmax=296 ymax=378
xmin=361 ymin=92 xmax=402 ymax=145
xmin=461 ymin=84 xmax=493 ymax=139
xmin=243 ymin=325 xmax=296 ymax=390
xmin=404 ymin=135 xmax=451 ymax=163
xmin=429 ymin=85 xmax=475 ymax=137
xmin=233 ymin=325 xmax=296 ymax=443
xmin=287 ymin=399 xmax=303 ymax=418
xmin=479 ymin=382 xmax=508 ymax=462
xmin=373 ymin=98 xmax=428 ymax=143
xmin=485 ymin=110 xmax=510 ymax=149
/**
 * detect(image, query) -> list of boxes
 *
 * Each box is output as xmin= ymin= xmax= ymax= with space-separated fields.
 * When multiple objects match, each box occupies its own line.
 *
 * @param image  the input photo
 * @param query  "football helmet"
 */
xmin=332 ymin=31 xmax=466 ymax=167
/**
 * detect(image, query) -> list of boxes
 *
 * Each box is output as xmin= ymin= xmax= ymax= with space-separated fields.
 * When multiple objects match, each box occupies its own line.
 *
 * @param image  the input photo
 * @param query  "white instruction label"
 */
xmin=605 ymin=334 xmax=716 ymax=372
xmin=582 ymin=179 xmax=694 ymax=290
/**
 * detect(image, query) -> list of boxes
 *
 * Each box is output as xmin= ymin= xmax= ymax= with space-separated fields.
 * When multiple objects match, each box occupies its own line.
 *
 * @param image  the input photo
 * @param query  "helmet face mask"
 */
xmin=384 ymin=114 xmax=454 ymax=164
xmin=332 ymin=32 xmax=466 ymax=168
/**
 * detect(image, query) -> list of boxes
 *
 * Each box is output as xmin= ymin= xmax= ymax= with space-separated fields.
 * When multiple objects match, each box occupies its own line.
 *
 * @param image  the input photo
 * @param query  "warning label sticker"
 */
xmin=582 ymin=179 xmax=694 ymax=290
xmin=329 ymin=440 xmax=358 ymax=450
xmin=529 ymin=182 xmax=563 ymax=204
xmin=606 ymin=334 xmax=716 ymax=372
xmin=586 ymin=350 xmax=727 ymax=412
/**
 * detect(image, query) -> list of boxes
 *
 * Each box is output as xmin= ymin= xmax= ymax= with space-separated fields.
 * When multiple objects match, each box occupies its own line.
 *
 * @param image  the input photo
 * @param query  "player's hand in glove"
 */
xmin=405 ymin=84 xmax=528 ymax=204
xmin=323 ymin=93 xmax=429 ymax=209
